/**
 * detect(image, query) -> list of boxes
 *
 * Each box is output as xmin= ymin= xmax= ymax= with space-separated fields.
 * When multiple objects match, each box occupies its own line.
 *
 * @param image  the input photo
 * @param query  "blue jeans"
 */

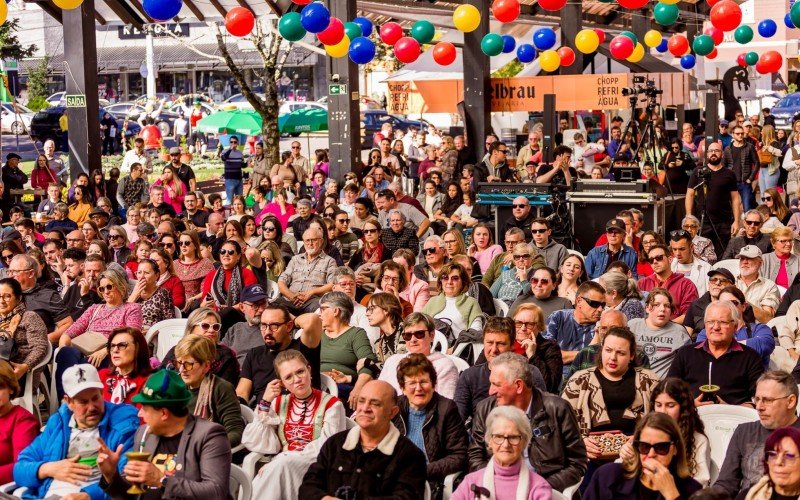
xmin=738 ymin=182 xmax=754 ymax=212
xmin=759 ymin=167 xmax=780 ymax=196
xmin=224 ymin=178 xmax=243 ymax=204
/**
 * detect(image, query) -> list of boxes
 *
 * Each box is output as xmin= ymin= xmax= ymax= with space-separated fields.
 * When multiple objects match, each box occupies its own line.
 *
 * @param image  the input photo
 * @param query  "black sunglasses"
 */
xmin=402 ymin=329 xmax=429 ymax=341
xmin=423 ymin=248 xmax=438 ymax=255
xmin=648 ymin=254 xmax=667 ymax=263
xmin=579 ymin=296 xmax=606 ymax=309
xmin=634 ymin=440 xmax=673 ymax=456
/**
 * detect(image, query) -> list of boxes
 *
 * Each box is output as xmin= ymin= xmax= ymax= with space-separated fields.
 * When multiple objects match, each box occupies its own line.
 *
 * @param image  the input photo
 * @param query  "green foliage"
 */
xmin=789 ymin=83 xmax=798 ymax=94
xmin=0 ymin=19 xmax=36 ymax=61
xmin=26 ymin=96 xmax=49 ymax=112
xmin=492 ymin=59 xmax=524 ymax=78
xmin=26 ymin=57 xmax=50 ymax=110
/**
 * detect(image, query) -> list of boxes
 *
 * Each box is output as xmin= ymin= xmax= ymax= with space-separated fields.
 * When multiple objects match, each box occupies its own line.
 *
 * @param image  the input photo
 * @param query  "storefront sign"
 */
xmin=119 ymin=23 xmax=191 ymax=40
xmin=66 ymin=95 xmax=86 ymax=108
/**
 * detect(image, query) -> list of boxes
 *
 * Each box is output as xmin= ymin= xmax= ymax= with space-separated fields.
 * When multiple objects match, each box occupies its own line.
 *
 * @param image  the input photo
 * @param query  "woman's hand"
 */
xmin=324 ymin=369 xmax=350 ymax=384
xmin=618 ymin=436 xmax=636 ymax=467
xmin=88 ymin=348 xmax=108 ymax=367
xmin=520 ymin=338 xmax=537 ymax=358
xmin=583 ymin=436 xmax=603 ymax=460
xmin=200 ymin=294 xmax=215 ymax=309
xmin=641 ymin=458 xmax=680 ymax=499
xmin=262 ymin=379 xmax=282 ymax=403
xmin=128 ymin=279 xmax=145 ymax=302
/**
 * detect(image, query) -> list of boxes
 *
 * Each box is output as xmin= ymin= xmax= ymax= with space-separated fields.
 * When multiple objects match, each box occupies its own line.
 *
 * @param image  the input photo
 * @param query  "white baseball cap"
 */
xmin=62 ymin=364 xmax=104 ymax=398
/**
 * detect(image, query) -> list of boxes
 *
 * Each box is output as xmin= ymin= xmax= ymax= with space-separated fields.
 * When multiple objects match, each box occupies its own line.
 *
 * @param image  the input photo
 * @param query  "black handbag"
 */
xmin=0 ymin=333 xmax=16 ymax=361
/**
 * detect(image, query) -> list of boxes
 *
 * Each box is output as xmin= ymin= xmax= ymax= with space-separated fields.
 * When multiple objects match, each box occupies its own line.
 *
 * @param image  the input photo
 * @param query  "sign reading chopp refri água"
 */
xmin=66 ymin=95 xmax=86 ymax=108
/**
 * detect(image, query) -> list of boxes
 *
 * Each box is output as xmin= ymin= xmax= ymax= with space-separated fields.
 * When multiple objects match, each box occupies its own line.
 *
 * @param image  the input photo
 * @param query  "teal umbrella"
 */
xmin=195 ymin=109 xmax=263 ymax=136
xmin=278 ymin=107 xmax=328 ymax=134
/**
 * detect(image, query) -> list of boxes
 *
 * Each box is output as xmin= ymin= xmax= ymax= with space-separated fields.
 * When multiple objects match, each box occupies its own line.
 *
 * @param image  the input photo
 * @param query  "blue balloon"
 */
xmin=516 ymin=43 xmax=536 ymax=63
xmin=143 ymin=0 xmax=182 ymax=22
xmin=300 ymin=2 xmax=331 ymax=34
xmin=785 ymin=13 xmax=795 ymax=29
xmin=532 ymin=28 xmax=557 ymax=51
xmin=502 ymin=35 xmax=516 ymax=54
xmin=349 ymin=36 xmax=376 ymax=65
xmin=680 ymin=54 xmax=696 ymax=69
xmin=352 ymin=16 xmax=373 ymax=38
xmin=758 ymin=19 xmax=778 ymax=38
xmin=655 ymin=39 xmax=669 ymax=53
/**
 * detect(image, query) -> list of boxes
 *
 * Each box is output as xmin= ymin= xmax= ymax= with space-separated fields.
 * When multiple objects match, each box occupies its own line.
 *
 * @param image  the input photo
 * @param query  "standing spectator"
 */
xmin=168 ymin=145 xmax=196 ymax=193
xmin=100 ymin=111 xmax=117 ymax=155
xmin=59 ymin=109 xmax=68 ymax=152
xmin=221 ymin=135 xmax=245 ymax=203
xmin=120 ymin=137 xmax=151 ymax=174
xmin=290 ymin=141 xmax=310 ymax=186
xmin=724 ymin=124 xmax=759 ymax=211
xmin=116 ymin=163 xmax=149 ymax=219
xmin=1 ymin=153 xmax=27 ymax=207
xmin=30 ymin=154 xmax=58 ymax=195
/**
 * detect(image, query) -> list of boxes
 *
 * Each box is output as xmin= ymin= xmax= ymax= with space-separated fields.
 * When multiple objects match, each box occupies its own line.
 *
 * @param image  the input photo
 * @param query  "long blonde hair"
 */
xmin=762 ymin=124 xmax=776 ymax=146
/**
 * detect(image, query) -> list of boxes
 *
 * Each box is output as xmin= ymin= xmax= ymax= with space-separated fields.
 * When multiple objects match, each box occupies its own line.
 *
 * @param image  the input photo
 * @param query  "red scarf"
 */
xmin=362 ymin=241 xmax=385 ymax=264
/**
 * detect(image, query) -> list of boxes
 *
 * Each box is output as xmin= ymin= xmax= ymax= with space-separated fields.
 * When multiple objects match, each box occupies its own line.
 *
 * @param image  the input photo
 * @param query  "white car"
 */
xmin=0 ymin=103 xmax=34 ymax=134
xmin=219 ymin=93 xmax=265 ymax=111
xmin=278 ymin=101 xmax=327 ymax=115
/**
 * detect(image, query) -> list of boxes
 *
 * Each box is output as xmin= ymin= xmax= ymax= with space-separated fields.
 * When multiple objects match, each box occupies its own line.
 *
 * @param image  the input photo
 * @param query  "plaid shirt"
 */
xmin=279 ymin=252 xmax=336 ymax=294
xmin=381 ymin=226 xmax=419 ymax=256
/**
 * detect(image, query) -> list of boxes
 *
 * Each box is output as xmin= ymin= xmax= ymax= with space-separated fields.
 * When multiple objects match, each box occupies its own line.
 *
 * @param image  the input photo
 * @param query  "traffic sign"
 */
xmin=329 ymin=84 xmax=347 ymax=96
xmin=66 ymin=95 xmax=86 ymax=108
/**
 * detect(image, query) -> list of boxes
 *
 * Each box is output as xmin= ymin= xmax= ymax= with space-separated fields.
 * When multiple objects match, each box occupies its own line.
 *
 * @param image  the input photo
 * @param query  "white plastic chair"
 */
xmin=697 ymin=404 xmax=759 ymax=467
xmin=0 ymin=481 xmax=26 ymax=497
xmin=49 ymin=346 xmax=61 ymax=414
xmin=453 ymin=341 xmax=483 ymax=365
xmin=265 ymin=279 xmax=280 ymax=302
xmin=173 ymin=306 xmax=182 ymax=319
xmin=711 ymin=259 xmax=739 ymax=275
xmin=229 ymin=464 xmax=252 ymax=500
xmin=551 ymin=490 xmax=568 ymax=500
xmin=767 ymin=315 xmax=787 ymax=331
xmin=493 ymin=298 xmax=509 ymax=317
xmin=562 ymin=479 xmax=582 ymax=499
xmin=146 ymin=319 xmax=189 ymax=360
xmin=320 ymin=373 xmax=338 ymax=396
xmin=709 ymin=458 xmax=721 ymax=484
xmin=777 ymin=285 xmax=788 ymax=298
xmin=13 ymin=341 xmax=52 ymax=426
xmin=432 ymin=330 xmax=448 ymax=353
xmin=232 ymin=404 xmax=255 ymax=454
xmin=447 ymin=355 xmax=470 ymax=373
xmin=769 ymin=346 xmax=796 ymax=372
xmin=443 ymin=472 xmax=463 ymax=500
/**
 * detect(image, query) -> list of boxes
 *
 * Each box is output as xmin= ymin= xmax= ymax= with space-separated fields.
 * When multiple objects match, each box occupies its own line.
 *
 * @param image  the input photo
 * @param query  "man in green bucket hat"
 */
xmin=97 ymin=369 xmax=232 ymax=499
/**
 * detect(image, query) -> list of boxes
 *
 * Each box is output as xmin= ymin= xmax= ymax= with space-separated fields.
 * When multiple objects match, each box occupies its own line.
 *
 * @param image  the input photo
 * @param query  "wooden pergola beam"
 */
xmin=208 ymin=0 xmax=228 ymax=18
xmin=182 ymin=0 xmax=205 ymax=21
xmin=103 ymin=0 xmax=145 ymax=29
xmin=35 ymin=0 xmax=63 ymax=24
xmin=95 ymin=11 xmax=106 ymax=24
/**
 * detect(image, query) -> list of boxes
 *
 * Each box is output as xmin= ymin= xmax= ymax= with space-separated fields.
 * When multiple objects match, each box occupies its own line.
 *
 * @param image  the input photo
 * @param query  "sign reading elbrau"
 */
xmin=388 ymin=72 xmax=690 ymax=114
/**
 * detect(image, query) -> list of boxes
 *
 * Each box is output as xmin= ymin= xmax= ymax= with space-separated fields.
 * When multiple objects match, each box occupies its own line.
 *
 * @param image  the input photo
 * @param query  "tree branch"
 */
xmin=164 ymin=29 xmax=226 ymax=63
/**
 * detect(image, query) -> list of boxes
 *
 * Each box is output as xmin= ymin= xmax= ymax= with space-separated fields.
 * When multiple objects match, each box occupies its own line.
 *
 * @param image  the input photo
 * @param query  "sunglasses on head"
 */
xmin=402 ymin=329 xmax=429 ymax=341
xmin=633 ymin=440 xmax=673 ymax=456
xmin=669 ymin=229 xmax=690 ymax=240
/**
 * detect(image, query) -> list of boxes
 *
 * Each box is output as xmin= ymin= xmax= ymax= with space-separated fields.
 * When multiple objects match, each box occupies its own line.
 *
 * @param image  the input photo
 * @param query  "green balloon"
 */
xmin=278 ymin=12 xmax=306 ymax=42
xmin=411 ymin=20 xmax=435 ymax=45
xmin=481 ymin=33 xmax=505 ymax=57
xmin=745 ymin=51 xmax=759 ymax=66
xmin=620 ymin=30 xmax=638 ymax=46
xmin=653 ymin=2 xmax=679 ymax=26
xmin=344 ymin=22 xmax=362 ymax=41
xmin=733 ymin=25 xmax=753 ymax=44
xmin=791 ymin=2 xmax=800 ymax=31
xmin=692 ymin=34 xmax=715 ymax=56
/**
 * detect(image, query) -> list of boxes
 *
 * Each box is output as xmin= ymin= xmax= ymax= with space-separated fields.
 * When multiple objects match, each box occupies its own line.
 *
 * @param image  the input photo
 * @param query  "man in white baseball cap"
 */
xmin=13 ymin=364 xmax=139 ymax=500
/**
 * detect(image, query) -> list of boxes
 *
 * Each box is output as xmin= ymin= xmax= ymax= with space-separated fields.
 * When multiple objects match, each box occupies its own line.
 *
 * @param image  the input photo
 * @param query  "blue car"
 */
xmin=770 ymin=92 xmax=800 ymax=129
xmin=362 ymin=110 xmax=427 ymax=149
xmin=30 ymin=105 xmax=140 ymax=148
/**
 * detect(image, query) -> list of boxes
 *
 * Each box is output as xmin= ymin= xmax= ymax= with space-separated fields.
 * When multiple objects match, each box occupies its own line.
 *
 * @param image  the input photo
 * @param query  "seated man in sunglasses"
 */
xmin=721 ymin=209 xmax=774 ymax=260
xmin=637 ymin=244 xmax=698 ymax=325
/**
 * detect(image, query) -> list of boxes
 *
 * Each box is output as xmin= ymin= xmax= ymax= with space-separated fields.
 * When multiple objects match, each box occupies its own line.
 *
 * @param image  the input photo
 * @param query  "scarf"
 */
xmin=194 ymin=375 xmax=215 ymax=420
xmin=361 ymin=241 xmax=385 ymax=264
xmin=0 ymin=303 xmax=24 ymax=340
xmin=105 ymin=372 xmax=138 ymax=404
xmin=157 ymin=272 xmax=170 ymax=287
xmin=211 ymin=265 xmax=243 ymax=307
xmin=482 ymin=457 xmax=530 ymax=500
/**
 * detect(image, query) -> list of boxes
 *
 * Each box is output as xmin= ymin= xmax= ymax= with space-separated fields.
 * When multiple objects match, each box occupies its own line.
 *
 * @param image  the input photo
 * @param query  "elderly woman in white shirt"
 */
xmin=681 ymin=215 xmax=716 ymax=264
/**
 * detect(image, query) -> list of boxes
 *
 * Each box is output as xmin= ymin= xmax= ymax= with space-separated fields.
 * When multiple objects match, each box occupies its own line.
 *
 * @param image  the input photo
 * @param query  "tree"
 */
xmin=26 ymin=56 xmax=50 ymax=111
xmin=0 ymin=18 xmax=37 ymax=61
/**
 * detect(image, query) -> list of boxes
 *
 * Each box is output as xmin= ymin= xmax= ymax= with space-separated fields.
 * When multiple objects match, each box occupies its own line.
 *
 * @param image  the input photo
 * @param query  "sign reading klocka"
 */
xmin=119 ymin=23 xmax=191 ymax=40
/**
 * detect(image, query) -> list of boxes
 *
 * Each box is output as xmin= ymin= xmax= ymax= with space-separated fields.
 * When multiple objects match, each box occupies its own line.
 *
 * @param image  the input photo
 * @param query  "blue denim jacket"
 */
xmin=584 ymin=244 xmax=638 ymax=280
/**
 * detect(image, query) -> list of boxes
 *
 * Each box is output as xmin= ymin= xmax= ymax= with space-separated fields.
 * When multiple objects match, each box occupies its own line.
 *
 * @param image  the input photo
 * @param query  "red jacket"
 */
xmin=31 ymin=166 xmax=58 ymax=190
xmin=637 ymin=272 xmax=699 ymax=319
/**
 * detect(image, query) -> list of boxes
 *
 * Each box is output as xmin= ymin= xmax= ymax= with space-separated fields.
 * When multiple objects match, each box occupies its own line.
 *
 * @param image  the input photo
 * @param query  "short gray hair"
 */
xmin=320 ymin=291 xmax=354 ymax=323
xmin=331 ymin=266 xmax=356 ymax=283
xmin=757 ymin=370 xmax=799 ymax=404
xmin=704 ymin=300 xmax=741 ymax=324
xmin=489 ymin=352 xmax=533 ymax=389
xmin=10 ymin=254 xmax=39 ymax=278
xmin=681 ymin=215 xmax=700 ymax=227
xmin=388 ymin=209 xmax=406 ymax=223
xmin=485 ymin=406 xmax=533 ymax=453
xmin=505 ymin=227 xmax=525 ymax=239
xmin=424 ymin=234 xmax=444 ymax=248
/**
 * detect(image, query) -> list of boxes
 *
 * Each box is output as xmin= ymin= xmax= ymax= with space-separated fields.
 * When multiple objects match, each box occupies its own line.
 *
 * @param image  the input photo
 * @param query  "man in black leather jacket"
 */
xmin=468 ymin=352 xmax=587 ymax=492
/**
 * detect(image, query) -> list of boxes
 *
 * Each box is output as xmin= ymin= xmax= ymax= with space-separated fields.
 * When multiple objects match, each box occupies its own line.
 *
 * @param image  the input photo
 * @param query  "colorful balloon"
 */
xmin=734 ymin=25 xmax=753 ymax=44
xmin=352 ymin=17 xmax=373 ymax=37
xmin=291 ymin=0 xmax=311 ymax=4
xmin=667 ymin=35 xmax=689 ymax=57
xmin=609 ymin=35 xmax=635 ymax=59
xmin=300 ymin=2 xmax=330 ymax=33
xmin=594 ymin=29 xmax=606 ymax=44
xmin=225 ymin=7 xmax=255 ymax=37
xmin=707 ymin=48 xmax=718 ymax=59
xmin=142 ymin=0 xmax=181 ymax=21
xmin=502 ymin=35 xmax=516 ymax=54
xmin=617 ymin=0 xmax=648 ymax=8
xmin=692 ymin=34 xmax=715 ymax=56
xmin=325 ymin=35 xmax=349 ymax=58
xmin=394 ymin=36 xmax=421 ymax=63
xmin=653 ymin=2 xmax=679 ymax=26
xmin=432 ymin=41 xmax=457 ymax=66
xmin=758 ymin=19 xmax=778 ymax=38
xmin=785 ymin=13 xmax=795 ymax=29
xmin=0 ymin=0 xmax=6 ymax=24
xmin=575 ymin=29 xmax=600 ymax=54
xmin=791 ymin=1 xmax=800 ymax=30
xmin=481 ymin=33 xmax=505 ymax=56
xmin=516 ymin=43 xmax=536 ymax=63
xmin=318 ymin=17 xmax=345 ymax=46
xmin=756 ymin=50 xmax=783 ymax=73
xmin=710 ymin=0 xmax=742 ymax=32
xmin=736 ymin=53 xmax=747 ymax=67
xmin=707 ymin=0 xmax=721 ymax=5
xmin=279 ymin=13 xmax=307 ymax=42
xmin=379 ymin=22 xmax=404 ymax=45
xmin=53 ymin=0 xmax=84 ymax=9
xmin=744 ymin=51 xmax=759 ymax=66
xmin=643 ymin=30 xmax=663 ymax=48
xmin=533 ymin=28 xmax=557 ymax=51
xmin=659 ymin=0 xmax=680 ymax=3
xmin=453 ymin=4 xmax=481 ymax=33
xmin=492 ymin=0 xmax=520 ymax=23
xmin=680 ymin=54 xmax=696 ymax=69
xmin=349 ymin=36 xmax=376 ymax=65
xmin=410 ymin=20 xmax=435 ymax=44
xmin=704 ymin=26 xmax=724 ymax=45
xmin=537 ymin=0 xmax=567 ymax=10
xmin=343 ymin=22 xmax=361 ymax=41
xmin=627 ymin=42 xmax=645 ymax=63
xmin=620 ymin=30 xmax=638 ymax=46
xmin=558 ymin=46 xmax=576 ymax=66
xmin=539 ymin=50 xmax=561 ymax=72
xmin=656 ymin=39 xmax=669 ymax=53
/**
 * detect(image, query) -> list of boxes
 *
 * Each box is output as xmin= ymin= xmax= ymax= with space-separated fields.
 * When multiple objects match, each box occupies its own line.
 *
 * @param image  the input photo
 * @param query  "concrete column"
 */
xmin=463 ymin=0 xmax=491 ymax=156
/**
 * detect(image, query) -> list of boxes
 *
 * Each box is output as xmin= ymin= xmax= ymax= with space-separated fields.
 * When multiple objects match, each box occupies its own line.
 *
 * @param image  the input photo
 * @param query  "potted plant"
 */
xmin=159 ymin=143 xmax=171 ymax=162
xmin=179 ymin=136 xmax=193 ymax=163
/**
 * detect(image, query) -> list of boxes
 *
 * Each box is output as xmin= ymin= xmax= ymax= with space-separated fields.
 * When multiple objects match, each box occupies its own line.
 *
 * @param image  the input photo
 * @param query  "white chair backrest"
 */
xmin=709 ymin=458 xmax=720 ymax=485
xmin=15 ymin=341 xmax=52 ymax=424
xmin=432 ymin=330 xmax=448 ymax=353
xmin=551 ymin=490 xmax=568 ymax=500
xmin=49 ymin=346 xmax=61 ymax=414
xmin=320 ymin=373 xmax=338 ymax=396
xmin=229 ymin=464 xmax=252 ymax=500
xmin=240 ymin=404 xmax=254 ymax=426
xmin=777 ymin=285 xmax=787 ymax=298
xmin=493 ymin=298 xmax=509 ymax=317
xmin=265 ymin=279 xmax=280 ymax=302
xmin=769 ymin=346 xmax=796 ymax=373
xmin=711 ymin=259 xmax=740 ymax=275
xmin=697 ymin=405 xmax=759 ymax=466
xmin=447 ymin=355 xmax=470 ymax=373
xmin=146 ymin=319 xmax=189 ymax=360
xmin=173 ymin=306 xmax=182 ymax=319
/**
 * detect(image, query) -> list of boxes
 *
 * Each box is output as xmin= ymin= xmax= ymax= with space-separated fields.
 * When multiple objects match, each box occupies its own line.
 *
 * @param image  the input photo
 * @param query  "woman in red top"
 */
xmin=150 ymin=247 xmax=186 ymax=310
xmin=98 ymin=327 xmax=152 ymax=407
xmin=637 ymin=231 xmax=664 ymax=279
xmin=200 ymin=240 xmax=257 ymax=309
xmin=30 ymin=154 xmax=58 ymax=190
xmin=0 ymin=360 xmax=38 ymax=484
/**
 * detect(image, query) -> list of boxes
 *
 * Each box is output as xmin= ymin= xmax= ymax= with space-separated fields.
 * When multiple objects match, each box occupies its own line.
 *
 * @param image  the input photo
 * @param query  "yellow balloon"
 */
xmin=453 ymin=4 xmax=481 ymax=33
xmin=325 ymin=35 xmax=350 ymax=58
xmin=643 ymin=30 xmax=662 ymax=48
xmin=574 ymin=29 xmax=600 ymax=54
xmin=0 ymin=0 xmax=7 ymax=26
xmin=53 ymin=0 xmax=84 ymax=9
xmin=539 ymin=50 xmax=561 ymax=72
xmin=660 ymin=0 xmax=680 ymax=3
xmin=627 ymin=42 xmax=645 ymax=63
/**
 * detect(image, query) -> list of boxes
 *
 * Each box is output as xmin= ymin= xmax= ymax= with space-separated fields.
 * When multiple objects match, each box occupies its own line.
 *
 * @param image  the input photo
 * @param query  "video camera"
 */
xmin=621 ymin=76 xmax=664 ymax=98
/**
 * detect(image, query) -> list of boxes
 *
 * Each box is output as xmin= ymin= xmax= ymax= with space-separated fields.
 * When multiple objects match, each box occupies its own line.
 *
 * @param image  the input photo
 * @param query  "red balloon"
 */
xmin=617 ymin=0 xmax=648 ymax=8
xmin=710 ymin=0 xmax=742 ymax=32
xmin=224 ymin=7 xmax=255 ymax=37
xmin=380 ymin=22 xmax=404 ymax=45
xmin=317 ymin=17 xmax=344 ymax=45
xmin=756 ymin=50 xmax=783 ymax=74
xmin=558 ymin=46 xmax=576 ymax=66
xmin=394 ymin=36 xmax=421 ymax=64
xmin=609 ymin=35 xmax=635 ymax=59
xmin=706 ymin=48 xmax=718 ymax=59
xmin=291 ymin=0 xmax=312 ymax=4
xmin=704 ymin=26 xmax=724 ymax=45
xmin=594 ymin=28 xmax=606 ymax=44
xmin=432 ymin=41 xmax=456 ymax=66
xmin=492 ymin=0 xmax=520 ymax=22
xmin=537 ymin=0 xmax=567 ymax=10
xmin=668 ymin=35 xmax=689 ymax=57
xmin=707 ymin=0 xmax=722 ymax=6
xmin=736 ymin=53 xmax=747 ymax=67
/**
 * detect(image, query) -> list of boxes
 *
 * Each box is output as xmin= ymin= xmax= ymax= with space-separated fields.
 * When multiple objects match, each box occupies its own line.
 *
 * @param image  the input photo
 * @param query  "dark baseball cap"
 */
xmin=240 ymin=284 xmax=268 ymax=303
xmin=707 ymin=268 xmax=735 ymax=283
xmin=605 ymin=219 xmax=626 ymax=233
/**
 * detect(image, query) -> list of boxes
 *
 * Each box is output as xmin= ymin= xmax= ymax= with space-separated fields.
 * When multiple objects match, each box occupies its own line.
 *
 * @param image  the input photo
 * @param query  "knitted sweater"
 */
xmin=422 ymin=293 xmax=483 ymax=334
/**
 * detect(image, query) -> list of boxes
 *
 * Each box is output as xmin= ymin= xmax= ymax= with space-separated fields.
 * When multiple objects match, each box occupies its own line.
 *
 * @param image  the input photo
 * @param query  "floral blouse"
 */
xmin=137 ymin=287 xmax=175 ymax=330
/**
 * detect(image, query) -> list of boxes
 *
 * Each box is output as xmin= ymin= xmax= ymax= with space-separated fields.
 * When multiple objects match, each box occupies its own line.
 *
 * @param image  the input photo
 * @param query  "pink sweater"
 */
xmin=0 ymin=405 xmax=39 ymax=483
xmin=452 ymin=460 xmax=552 ymax=500
xmin=472 ymin=245 xmax=503 ymax=274
xmin=66 ymin=302 xmax=144 ymax=339
xmin=400 ymin=274 xmax=431 ymax=311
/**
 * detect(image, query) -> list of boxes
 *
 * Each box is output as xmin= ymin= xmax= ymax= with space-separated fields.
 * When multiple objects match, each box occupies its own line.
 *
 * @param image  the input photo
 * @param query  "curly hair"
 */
xmin=396 ymin=353 xmax=438 ymax=389
xmin=650 ymin=378 xmax=706 ymax=476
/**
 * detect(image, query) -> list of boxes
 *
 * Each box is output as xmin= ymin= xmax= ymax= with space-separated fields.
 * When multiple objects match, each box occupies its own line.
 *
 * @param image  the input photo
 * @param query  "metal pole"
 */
xmin=145 ymin=27 xmax=156 ymax=100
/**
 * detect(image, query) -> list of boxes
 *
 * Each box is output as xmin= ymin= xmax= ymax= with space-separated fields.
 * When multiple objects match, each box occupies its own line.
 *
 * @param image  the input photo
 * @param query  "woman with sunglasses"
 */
xmin=160 ymin=307 xmax=240 ymax=387
xmin=98 ymin=327 xmax=152 ymax=406
xmin=763 ymin=187 xmax=792 ymax=225
xmin=106 ymin=225 xmax=131 ymax=266
xmin=741 ymin=427 xmax=800 ymax=500
xmin=365 ymin=292 xmax=406 ymax=367
xmin=151 ymin=166 xmax=186 ymax=216
xmin=200 ymin=240 xmax=258 ymax=312
xmin=490 ymin=243 xmax=536 ymax=306
xmin=562 ymin=326 xmax=659 ymax=493
xmin=175 ymin=230 xmax=215 ymax=308
xmin=422 ymin=262 xmax=483 ymax=338
xmin=68 ymin=185 xmax=92 ymax=224
xmin=584 ymin=412 xmax=701 ymax=500
xmin=149 ymin=247 xmax=185 ymax=311
xmin=258 ymin=186 xmax=295 ymax=231
xmin=347 ymin=217 xmax=391 ymax=271
xmin=635 ymin=231 xmax=664 ymax=279
xmin=0 ymin=244 xmax=18 ymax=275
xmin=255 ymin=214 xmax=296 ymax=258
xmin=129 ymin=258 xmax=175 ymax=330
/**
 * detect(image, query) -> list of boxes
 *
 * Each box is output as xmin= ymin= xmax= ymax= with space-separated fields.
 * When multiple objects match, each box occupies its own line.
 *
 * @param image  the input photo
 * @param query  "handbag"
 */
xmin=0 ymin=314 xmax=23 ymax=361
xmin=758 ymin=149 xmax=774 ymax=164
xmin=70 ymin=306 xmax=108 ymax=355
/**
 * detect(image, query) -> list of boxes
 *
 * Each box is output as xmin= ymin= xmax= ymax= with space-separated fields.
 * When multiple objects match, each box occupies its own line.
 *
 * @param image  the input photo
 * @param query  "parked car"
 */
xmin=0 ymin=103 xmax=34 ymax=134
xmin=771 ymin=92 xmax=800 ymax=129
xmin=104 ymin=102 xmax=178 ymax=136
xmin=45 ymin=92 xmax=110 ymax=108
xmin=220 ymin=93 xmax=265 ymax=111
xmin=278 ymin=101 xmax=327 ymax=115
xmin=30 ymin=105 xmax=140 ymax=148
xmin=361 ymin=110 xmax=426 ymax=149
xmin=318 ymin=95 xmax=384 ymax=110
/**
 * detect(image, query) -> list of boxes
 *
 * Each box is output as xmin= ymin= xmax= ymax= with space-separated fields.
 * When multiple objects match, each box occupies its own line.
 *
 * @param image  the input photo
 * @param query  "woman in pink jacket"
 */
xmin=394 ymin=248 xmax=431 ymax=311
xmin=151 ymin=165 xmax=186 ymax=215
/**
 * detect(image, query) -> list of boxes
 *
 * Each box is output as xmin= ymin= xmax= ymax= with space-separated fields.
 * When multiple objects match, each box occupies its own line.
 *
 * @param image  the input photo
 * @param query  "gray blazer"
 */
xmin=760 ymin=252 xmax=800 ymax=287
xmin=416 ymin=191 xmax=445 ymax=218
xmin=104 ymin=416 xmax=232 ymax=500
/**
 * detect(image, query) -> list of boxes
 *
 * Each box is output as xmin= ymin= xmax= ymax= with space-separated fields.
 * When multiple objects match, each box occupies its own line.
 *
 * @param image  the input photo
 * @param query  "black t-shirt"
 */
xmin=241 ymin=338 xmax=321 ymax=406
xmin=593 ymin=367 xmax=637 ymax=435
xmin=142 ymin=433 xmax=182 ymax=500
xmin=687 ymin=165 xmax=737 ymax=224
xmin=177 ymin=209 xmax=209 ymax=229
xmin=175 ymin=164 xmax=196 ymax=188
xmin=147 ymin=202 xmax=177 ymax=218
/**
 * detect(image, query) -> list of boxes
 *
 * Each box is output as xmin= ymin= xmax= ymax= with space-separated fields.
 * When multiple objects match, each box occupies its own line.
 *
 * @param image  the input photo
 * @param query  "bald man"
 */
xmin=501 ymin=196 xmax=536 ymax=241
xmin=66 ymin=230 xmax=87 ymax=251
xmin=300 ymin=380 xmax=427 ymax=498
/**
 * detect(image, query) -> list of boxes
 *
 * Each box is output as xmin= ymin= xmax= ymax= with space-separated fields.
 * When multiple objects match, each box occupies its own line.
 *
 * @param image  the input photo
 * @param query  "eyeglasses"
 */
xmin=744 ymin=219 xmax=762 ymax=226
xmin=512 ymin=204 xmax=528 ymax=209
xmin=6 ymin=268 xmax=32 ymax=275
xmin=423 ymin=247 xmax=439 ymax=255
xmin=1 ymin=254 xmax=12 ymax=261
xmin=303 ymin=238 xmax=321 ymax=245
xmin=291 ymin=146 xmax=300 ymax=150
xmin=762 ymin=196 xmax=773 ymax=202
xmin=490 ymin=434 xmax=522 ymax=446
xmin=709 ymin=277 xmax=731 ymax=285
xmin=648 ymin=254 xmax=667 ymax=263
xmin=363 ymin=228 xmax=379 ymax=235
xmin=633 ymin=440 xmax=673 ymax=456
xmin=260 ymin=322 xmax=284 ymax=332
xmin=531 ymin=228 xmax=548 ymax=234
xmin=606 ymin=230 xmax=623 ymax=236
xmin=496 ymin=149 xmax=508 ymax=154
xmin=705 ymin=319 xmax=735 ymax=327
xmin=97 ymin=284 xmax=115 ymax=293
xmin=175 ymin=360 xmax=197 ymax=371
xmin=728 ymin=299 xmax=741 ymax=306
xmin=580 ymin=296 xmax=606 ymax=309
xmin=263 ymin=226 xmax=276 ymax=233
xmin=381 ymin=276 xmax=399 ymax=284
xmin=401 ymin=329 xmax=429 ymax=341
xmin=200 ymin=322 xmax=221 ymax=332
xmin=776 ymin=239 xmax=793 ymax=244
xmin=108 ymin=234 xmax=122 ymax=241
xmin=109 ymin=341 xmax=130 ymax=351
xmin=514 ymin=321 xmax=537 ymax=330
xmin=179 ymin=240 xmax=192 ymax=246
xmin=530 ymin=277 xmax=550 ymax=285
xmin=766 ymin=450 xmax=799 ymax=465
xmin=441 ymin=275 xmax=461 ymax=282
xmin=159 ymin=242 xmax=175 ymax=248
xmin=513 ymin=254 xmax=531 ymax=260
xmin=219 ymin=249 xmax=238 ymax=256
xmin=443 ymin=239 xmax=457 ymax=245
xmin=753 ymin=394 xmax=792 ymax=406
xmin=336 ymin=219 xmax=350 ymax=224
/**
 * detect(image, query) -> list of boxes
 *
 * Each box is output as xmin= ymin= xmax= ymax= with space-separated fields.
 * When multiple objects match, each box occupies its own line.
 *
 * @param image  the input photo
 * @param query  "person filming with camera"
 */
xmin=685 ymin=143 xmax=743 ymax=259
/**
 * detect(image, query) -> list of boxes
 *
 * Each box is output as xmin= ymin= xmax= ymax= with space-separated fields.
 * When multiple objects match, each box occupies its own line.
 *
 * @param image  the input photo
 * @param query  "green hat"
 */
xmin=132 ymin=369 xmax=192 ymax=407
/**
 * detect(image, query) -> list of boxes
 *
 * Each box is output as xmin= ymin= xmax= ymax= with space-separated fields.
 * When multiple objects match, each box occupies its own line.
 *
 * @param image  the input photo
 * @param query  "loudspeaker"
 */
xmin=570 ymin=199 xmax=666 ymax=255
